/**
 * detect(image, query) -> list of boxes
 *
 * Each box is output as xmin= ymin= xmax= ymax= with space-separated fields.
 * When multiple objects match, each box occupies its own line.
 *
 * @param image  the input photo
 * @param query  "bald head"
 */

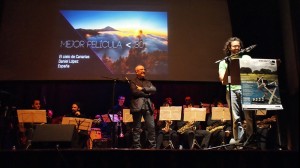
xmin=135 ymin=65 xmax=146 ymax=78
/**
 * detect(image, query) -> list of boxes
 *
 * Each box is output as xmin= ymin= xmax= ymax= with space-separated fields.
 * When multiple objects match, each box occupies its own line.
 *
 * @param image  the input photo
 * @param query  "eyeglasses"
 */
xmin=231 ymin=45 xmax=240 ymax=48
xmin=137 ymin=68 xmax=146 ymax=71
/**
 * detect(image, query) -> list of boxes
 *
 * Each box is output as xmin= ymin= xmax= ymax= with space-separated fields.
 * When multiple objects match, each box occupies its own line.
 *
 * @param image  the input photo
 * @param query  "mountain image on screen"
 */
xmin=60 ymin=10 xmax=168 ymax=75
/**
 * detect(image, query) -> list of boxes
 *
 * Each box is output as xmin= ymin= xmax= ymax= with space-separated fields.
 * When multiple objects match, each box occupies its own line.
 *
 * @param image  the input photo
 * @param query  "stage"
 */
xmin=1 ymin=148 xmax=297 ymax=168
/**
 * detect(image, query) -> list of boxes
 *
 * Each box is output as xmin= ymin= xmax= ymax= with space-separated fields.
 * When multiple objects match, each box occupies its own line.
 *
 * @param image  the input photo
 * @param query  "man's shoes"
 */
xmin=236 ymin=146 xmax=244 ymax=150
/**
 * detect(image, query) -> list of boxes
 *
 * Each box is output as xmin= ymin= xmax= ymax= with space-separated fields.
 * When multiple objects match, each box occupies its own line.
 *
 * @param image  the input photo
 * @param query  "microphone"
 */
xmin=125 ymin=77 xmax=130 ymax=84
xmin=125 ymin=76 xmax=139 ymax=88
xmin=241 ymin=44 xmax=257 ymax=53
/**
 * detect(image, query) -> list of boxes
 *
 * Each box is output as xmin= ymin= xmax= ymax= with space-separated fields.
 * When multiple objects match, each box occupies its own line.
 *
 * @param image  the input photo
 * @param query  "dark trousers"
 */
xmin=156 ymin=130 xmax=178 ymax=149
xmin=195 ymin=129 xmax=211 ymax=148
xmin=178 ymin=129 xmax=195 ymax=149
xmin=132 ymin=110 xmax=156 ymax=149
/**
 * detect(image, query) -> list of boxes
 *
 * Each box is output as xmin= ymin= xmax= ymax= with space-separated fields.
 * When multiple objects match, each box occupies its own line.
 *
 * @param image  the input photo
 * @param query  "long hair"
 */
xmin=72 ymin=102 xmax=82 ymax=110
xmin=223 ymin=37 xmax=244 ymax=56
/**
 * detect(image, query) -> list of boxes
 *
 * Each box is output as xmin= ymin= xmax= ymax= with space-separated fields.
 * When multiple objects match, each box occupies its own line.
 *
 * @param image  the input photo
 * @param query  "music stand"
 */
xmin=17 ymin=109 xmax=47 ymax=124
xmin=183 ymin=108 xmax=206 ymax=122
xmin=211 ymin=107 xmax=231 ymax=121
xmin=183 ymin=108 xmax=206 ymax=149
xmin=17 ymin=109 xmax=47 ymax=149
xmin=211 ymin=107 xmax=231 ymax=148
xmin=102 ymin=113 xmax=121 ymax=148
xmin=122 ymin=109 xmax=144 ymax=123
xmin=256 ymin=109 xmax=267 ymax=116
xmin=62 ymin=117 xmax=93 ymax=131
xmin=159 ymin=106 xmax=182 ymax=121
xmin=101 ymin=114 xmax=120 ymax=123
xmin=221 ymin=58 xmax=249 ymax=150
xmin=222 ymin=59 xmax=241 ymax=86
xmin=159 ymin=106 xmax=182 ymax=149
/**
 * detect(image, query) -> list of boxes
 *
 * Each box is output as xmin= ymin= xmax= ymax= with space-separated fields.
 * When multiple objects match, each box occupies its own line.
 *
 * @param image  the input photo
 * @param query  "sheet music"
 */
xmin=159 ymin=106 xmax=182 ymax=120
xmin=62 ymin=117 xmax=93 ymax=131
xmin=256 ymin=109 xmax=267 ymax=116
xmin=17 ymin=109 xmax=47 ymax=123
xmin=122 ymin=109 xmax=144 ymax=122
xmin=183 ymin=108 xmax=206 ymax=121
xmin=211 ymin=107 xmax=231 ymax=120
xmin=101 ymin=114 xmax=120 ymax=122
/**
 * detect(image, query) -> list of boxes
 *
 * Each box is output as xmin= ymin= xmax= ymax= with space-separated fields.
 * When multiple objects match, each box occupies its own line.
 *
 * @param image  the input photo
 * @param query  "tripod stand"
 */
xmin=158 ymin=122 xmax=176 ymax=149
xmin=190 ymin=136 xmax=201 ymax=149
xmin=178 ymin=129 xmax=201 ymax=150
xmin=163 ymin=135 xmax=175 ymax=149
xmin=160 ymin=125 xmax=176 ymax=149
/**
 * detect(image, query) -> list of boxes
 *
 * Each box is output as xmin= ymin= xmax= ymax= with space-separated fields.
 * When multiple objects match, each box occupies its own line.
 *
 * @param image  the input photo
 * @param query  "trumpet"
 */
xmin=117 ymin=111 xmax=124 ymax=138
xmin=118 ymin=121 xmax=124 ymax=138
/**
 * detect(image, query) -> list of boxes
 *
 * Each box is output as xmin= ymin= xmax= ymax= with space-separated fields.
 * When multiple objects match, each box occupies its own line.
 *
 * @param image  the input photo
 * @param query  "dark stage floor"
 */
xmin=0 ymin=148 xmax=297 ymax=168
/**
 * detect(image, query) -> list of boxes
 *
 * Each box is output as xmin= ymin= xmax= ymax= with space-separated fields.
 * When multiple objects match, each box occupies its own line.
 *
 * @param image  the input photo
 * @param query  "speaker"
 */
xmin=31 ymin=124 xmax=78 ymax=149
xmin=92 ymin=138 xmax=112 ymax=149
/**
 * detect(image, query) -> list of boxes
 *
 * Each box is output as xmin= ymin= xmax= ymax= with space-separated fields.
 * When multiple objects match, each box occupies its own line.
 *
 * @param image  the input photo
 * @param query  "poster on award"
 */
xmin=239 ymin=59 xmax=283 ymax=110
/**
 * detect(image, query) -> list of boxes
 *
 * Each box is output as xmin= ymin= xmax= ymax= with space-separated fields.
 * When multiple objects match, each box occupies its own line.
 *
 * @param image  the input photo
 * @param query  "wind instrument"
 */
xmin=207 ymin=125 xmax=225 ymax=133
xmin=117 ymin=111 xmax=124 ymax=138
xmin=206 ymin=120 xmax=225 ymax=133
xmin=177 ymin=121 xmax=195 ymax=134
xmin=162 ymin=120 xmax=173 ymax=133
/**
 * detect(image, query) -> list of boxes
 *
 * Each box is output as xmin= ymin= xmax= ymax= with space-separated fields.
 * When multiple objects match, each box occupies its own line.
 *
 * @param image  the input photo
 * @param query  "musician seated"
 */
xmin=177 ymin=97 xmax=212 ymax=149
xmin=156 ymin=120 xmax=179 ymax=149
xmin=156 ymin=97 xmax=179 ymax=149
xmin=255 ymin=113 xmax=278 ymax=150
xmin=182 ymin=96 xmax=200 ymax=108
xmin=64 ymin=102 xmax=89 ymax=149
xmin=177 ymin=120 xmax=196 ymax=149
xmin=176 ymin=121 xmax=210 ymax=149
xmin=19 ymin=99 xmax=54 ymax=149
xmin=206 ymin=100 xmax=232 ymax=147
xmin=194 ymin=126 xmax=211 ymax=149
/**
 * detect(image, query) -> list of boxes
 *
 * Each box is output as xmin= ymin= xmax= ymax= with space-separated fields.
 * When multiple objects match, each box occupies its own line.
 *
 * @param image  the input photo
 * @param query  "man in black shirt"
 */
xmin=130 ymin=65 xmax=157 ymax=149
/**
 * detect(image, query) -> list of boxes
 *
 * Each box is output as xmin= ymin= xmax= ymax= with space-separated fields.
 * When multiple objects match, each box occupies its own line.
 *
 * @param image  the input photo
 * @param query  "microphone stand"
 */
xmin=215 ymin=50 xmax=247 ymax=149
xmin=101 ymin=76 xmax=119 ymax=148
xmin=111 ymin=79 xmax=117 ymax=148
xmin=225 ymin=57 xmax=236 ymax=147
xmin=215 ymin=44 xmax=256 ymax=64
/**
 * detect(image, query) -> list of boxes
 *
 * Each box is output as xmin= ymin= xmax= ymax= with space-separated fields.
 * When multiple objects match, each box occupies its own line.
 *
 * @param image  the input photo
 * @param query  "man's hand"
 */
xmin=136 ymin=85 xmax=143 ymax=91
xmin=75 ymin=111 xmax=81 ymax=116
